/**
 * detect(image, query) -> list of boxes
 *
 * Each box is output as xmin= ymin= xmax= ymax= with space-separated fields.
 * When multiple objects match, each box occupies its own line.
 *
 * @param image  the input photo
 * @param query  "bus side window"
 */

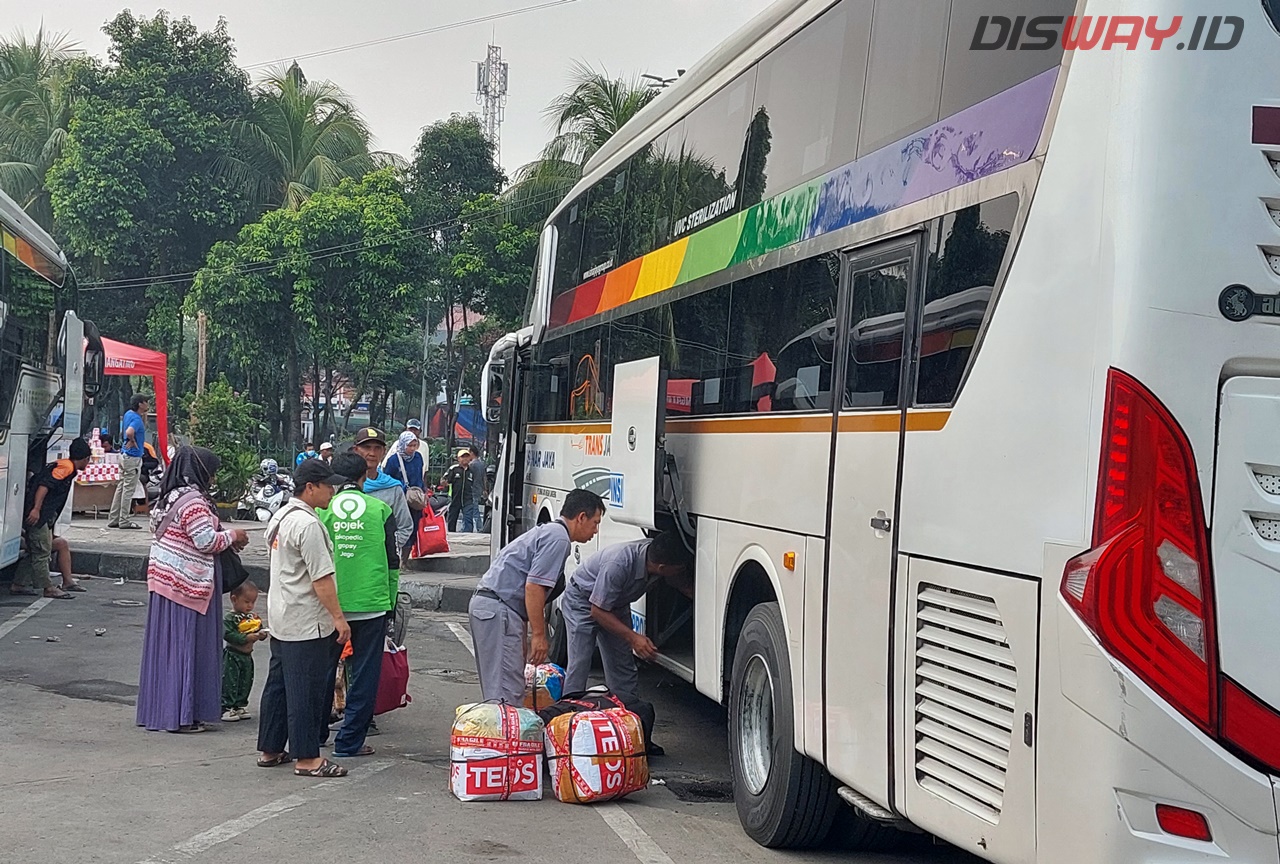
xmin=914 ymin=194 xmax=1017 ymax=406
xmin=727 ymin=254 xmax=840 ymax=414
xmin=846 ymin=259 xmax=911 ymax=409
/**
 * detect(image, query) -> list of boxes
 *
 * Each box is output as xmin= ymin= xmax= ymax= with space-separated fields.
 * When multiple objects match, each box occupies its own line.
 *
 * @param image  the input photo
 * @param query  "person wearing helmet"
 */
xmin=261 ymin=459 xmax=279 ymax=476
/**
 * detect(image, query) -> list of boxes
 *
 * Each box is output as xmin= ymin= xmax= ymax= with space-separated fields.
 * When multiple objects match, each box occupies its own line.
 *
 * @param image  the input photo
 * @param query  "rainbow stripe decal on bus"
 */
xmin=550 ymin=67 xmax=1058 ymax=330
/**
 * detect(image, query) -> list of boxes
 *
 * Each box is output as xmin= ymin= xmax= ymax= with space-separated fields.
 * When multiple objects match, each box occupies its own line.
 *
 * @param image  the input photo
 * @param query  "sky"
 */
xmin=18 ymin=0 xmax=778 ymax=176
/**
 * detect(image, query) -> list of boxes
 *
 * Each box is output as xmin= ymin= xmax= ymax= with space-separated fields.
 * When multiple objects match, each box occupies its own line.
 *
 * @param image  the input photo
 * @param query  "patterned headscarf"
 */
xmin=153 ymin=445 xmax=221 ymax=520
xmin=393 ymin=430 xmax=419 ymax=457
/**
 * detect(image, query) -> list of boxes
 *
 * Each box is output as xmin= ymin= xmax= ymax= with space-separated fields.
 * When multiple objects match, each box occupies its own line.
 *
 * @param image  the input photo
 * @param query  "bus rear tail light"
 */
xmin=1155 ymin=804 xmax=1213 ymax=842
xmin=1060 ymin=369 xmax=1218 ymax=732
xmin=1220 ymin=679 xmax=1280 ymax=776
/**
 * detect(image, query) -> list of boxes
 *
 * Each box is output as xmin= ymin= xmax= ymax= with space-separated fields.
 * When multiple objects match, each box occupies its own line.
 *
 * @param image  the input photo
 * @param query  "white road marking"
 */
xmin=135 ymin=761 xmax=391 ymax=863
xmin=0 ymin=597 xmax=52 ymax=640
xmin=598 ymin=803 xmax=677 ymax=864
xmin=446 ymin=621 xmax=474 ymax=656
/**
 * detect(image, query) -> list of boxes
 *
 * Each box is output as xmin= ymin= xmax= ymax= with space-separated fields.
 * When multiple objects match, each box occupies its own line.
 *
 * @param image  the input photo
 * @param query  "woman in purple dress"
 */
xmin=137 ymin=446 xmax=249 ymax=732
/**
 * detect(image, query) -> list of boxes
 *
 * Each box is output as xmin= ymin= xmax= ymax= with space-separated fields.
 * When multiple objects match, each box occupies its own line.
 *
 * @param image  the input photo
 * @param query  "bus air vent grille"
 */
xmin=914 ymin=583 xmax=1016 ymax=825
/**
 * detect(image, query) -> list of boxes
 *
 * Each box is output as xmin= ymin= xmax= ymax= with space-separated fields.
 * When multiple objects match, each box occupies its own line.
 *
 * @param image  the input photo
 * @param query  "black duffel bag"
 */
xmin=538 ymin=689 xmax=657 ymax=754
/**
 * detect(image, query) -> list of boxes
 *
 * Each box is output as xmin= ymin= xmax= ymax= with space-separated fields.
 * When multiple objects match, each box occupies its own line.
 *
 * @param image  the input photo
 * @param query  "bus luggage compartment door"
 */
xmin=1211 ymin=377 xmax=1280 ymax=718
xmin=609 ymin=357 xmax=664 ymax=529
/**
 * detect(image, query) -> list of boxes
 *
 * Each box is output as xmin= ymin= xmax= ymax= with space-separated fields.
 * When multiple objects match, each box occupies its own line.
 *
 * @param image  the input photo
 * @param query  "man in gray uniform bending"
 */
xmin=562 ymin=531 xmax=694 ymax=706
xmin=469 ymin=488 xmax=605 ymax=702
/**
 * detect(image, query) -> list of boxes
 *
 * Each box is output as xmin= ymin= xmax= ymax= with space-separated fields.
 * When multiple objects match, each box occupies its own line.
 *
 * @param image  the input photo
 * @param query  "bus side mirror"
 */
xmin=485 ymin=364 xmax=504 ymax=425
xmin=82 ymin=320 xmax=104 ymax=399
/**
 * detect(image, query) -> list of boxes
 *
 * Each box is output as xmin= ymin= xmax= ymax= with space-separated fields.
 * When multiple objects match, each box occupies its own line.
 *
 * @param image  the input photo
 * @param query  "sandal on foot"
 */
xmin=9 ymin=587 xmax=39 ymax=596
xmin=62 ymin=583 xmax=87 ymax=593
xmin=294 ymin=759 xmax=347 ymax=778
xmin=257 ymin=752 xmax=293 ymax=768
xmin=44 ymin=590 xmax=74 ymax=600
xmin=334 ymin=745 xmax=374 ymax=757
xmin=172 ymin=724 xmax=206 ymax=734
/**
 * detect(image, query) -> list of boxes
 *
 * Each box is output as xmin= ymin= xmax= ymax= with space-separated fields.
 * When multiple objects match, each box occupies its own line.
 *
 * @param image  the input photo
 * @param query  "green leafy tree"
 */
xmin=191 ymin=169 xmax=415 ymax=448
xmin=188 ymin=377 xmax=261 ymax=502
xmin=407 ymin=115 xmax=505 ymax=446
xmin=218 ymin=62 xmax=393 ymax=212
xmin=0 ymin=28 xmax=82 ymax=230
xmin=47 ymin=11 xmax=252 ymax=372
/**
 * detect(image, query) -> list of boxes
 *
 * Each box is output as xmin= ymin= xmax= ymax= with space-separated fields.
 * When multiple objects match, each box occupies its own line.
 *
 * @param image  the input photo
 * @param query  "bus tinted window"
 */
xmin=940 ymin=0 xmax=1070 ymax=117
xmin=579 ymin=165 xmax=629 ymax=282
xmin=670 ymin=73 xmax=756 ymax=239
xmin=858 ymin=0 xmax=949 ymax=158
xmin=569 ymin=324 xmax=611 ymax=420
xmin=751 ymin=0 xmax=872 ymax=200
xmin=622 ymin=125 xmax=682 ymax=261
xmin=529 ymin=338 xmax=571 ymax=422
xmin=846 ymin=257 xmax=911 ymax=409
xmin=667 ymin=285 xmax=732 ymax=416
xmin=553 ymin=195 xmax=586 ymax=297
xmin=726 ymin=254 xmax=840 ymax=413
xmin=915 ymin=194 xmax=1017 ymax=406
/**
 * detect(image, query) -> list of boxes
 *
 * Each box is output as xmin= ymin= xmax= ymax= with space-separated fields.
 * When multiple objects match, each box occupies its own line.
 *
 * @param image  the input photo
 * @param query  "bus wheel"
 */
xmin=729 ymin=602 xmax=838 ymax=848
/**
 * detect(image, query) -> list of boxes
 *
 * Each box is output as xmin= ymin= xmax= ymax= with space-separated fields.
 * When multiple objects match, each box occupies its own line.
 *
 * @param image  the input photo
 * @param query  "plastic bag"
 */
xmin=450 ymin=702 xmax=544 ymax=802
xmin=545 ymin=709 xmax=648 ymax=804
xmin=523 ymin=662 xmax=566 ymax=710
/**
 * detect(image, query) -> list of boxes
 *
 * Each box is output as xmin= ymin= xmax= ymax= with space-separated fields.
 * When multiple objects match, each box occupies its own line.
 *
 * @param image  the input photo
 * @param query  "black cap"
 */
xmin=294 ymin=458 xmax=346 ymax=489
xmin=330 ymin=452 xmax=368 ymax=484
xmin=353 ymin=427 xmax=386 ymax=446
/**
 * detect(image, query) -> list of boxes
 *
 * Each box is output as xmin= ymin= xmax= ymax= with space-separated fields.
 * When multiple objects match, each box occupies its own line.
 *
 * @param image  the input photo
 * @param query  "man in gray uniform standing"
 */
xmin=561 ymin=531 xmax=694 ymax=706
xmin=469 ymin=488 xmax=605 ymax=702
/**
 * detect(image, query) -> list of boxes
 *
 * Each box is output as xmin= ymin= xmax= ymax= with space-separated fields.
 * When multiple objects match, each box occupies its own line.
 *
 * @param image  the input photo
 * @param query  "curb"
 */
xmin=62 ymin=547 xmax=476 ymax=615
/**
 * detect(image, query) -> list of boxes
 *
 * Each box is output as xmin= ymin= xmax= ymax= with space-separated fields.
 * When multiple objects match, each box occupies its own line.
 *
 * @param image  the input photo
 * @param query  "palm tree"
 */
xmin=505 ymin=62 xmax=657 ymax=224
xmin=0 ymin=28 xmax=81 ymax=231
xmin=218 ymin=62 xmax=396 ymax=211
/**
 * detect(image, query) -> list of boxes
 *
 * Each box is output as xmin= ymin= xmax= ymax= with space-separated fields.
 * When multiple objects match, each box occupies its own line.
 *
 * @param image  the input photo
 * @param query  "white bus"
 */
xmin=0 ymin=189 xmax=103 ymax=566
xmin=484 ymin=1 xmax=1280 ymax=859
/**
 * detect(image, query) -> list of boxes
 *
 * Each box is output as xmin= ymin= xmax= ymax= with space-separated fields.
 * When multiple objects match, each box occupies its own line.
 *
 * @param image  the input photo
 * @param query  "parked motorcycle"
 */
xmin=236 ymin=459 xmax=294 ymax=522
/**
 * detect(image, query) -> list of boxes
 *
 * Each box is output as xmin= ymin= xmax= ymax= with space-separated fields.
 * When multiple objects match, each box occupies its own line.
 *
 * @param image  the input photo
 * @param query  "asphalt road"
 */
xmin=0 ymin=578 xmax=975 ymax=864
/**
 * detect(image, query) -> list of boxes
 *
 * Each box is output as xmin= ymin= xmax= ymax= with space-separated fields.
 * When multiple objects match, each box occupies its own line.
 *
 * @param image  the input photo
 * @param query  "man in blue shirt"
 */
xmin=296 ymin=443 xmax=319 ymax=467
xmin=108 ymin=393 xmax=150 ymax=530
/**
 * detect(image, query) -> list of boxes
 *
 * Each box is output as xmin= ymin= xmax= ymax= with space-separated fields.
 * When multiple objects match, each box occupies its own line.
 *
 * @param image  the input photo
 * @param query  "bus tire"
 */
xmin=729 ymin=602 xmax=838 ymax=848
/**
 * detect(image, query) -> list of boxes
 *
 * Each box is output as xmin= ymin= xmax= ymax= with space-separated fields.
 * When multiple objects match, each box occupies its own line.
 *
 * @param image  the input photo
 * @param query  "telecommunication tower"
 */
xmin=476 ymin=44 xmax=509 ymax=168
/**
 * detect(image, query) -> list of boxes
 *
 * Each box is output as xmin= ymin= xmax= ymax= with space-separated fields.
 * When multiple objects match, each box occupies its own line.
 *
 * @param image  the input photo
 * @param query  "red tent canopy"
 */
xmin=101 ymin=337 xmax=169 ymax=462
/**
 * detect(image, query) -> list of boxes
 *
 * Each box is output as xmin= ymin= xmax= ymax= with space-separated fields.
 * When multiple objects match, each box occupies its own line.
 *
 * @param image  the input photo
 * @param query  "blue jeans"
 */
xmin=461 ymin=503 xmax=482 ymax=533
xmin=333 ymin=615 xmax=387 ymax=756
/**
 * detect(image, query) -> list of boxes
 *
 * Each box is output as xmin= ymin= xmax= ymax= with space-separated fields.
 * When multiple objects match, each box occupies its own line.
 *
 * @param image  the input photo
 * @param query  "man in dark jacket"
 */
xmin=11 ymin=438 xmax=92 ymax=599
xmin=440 ymin=452 xmax=466 ymax=533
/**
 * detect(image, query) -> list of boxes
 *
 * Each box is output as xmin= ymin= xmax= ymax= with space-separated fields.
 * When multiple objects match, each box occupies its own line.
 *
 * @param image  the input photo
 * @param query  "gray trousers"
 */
xmin=109 ymin=455 xmax=142 ymax=526
xmin=562 ymin=592 xmax=639 ymax=703
xmin=468 ymin=593 xmax=526 ymax=703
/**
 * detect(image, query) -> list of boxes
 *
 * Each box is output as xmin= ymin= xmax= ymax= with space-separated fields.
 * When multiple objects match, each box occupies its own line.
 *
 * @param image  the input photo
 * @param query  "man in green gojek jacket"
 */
xmin=319 ymin=452 xmax=399 ymax=758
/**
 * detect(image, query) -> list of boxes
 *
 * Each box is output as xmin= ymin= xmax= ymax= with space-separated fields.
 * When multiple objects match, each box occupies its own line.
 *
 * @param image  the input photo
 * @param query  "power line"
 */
xmin=242 ymin=1 xmax=581 ymax=70
xmin=78 ymin=187 xmax=566 ymax=292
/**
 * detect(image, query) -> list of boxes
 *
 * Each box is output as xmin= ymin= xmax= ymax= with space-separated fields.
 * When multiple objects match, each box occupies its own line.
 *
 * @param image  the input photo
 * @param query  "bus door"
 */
xmin=485 ymin=342 xmax=527 ymax=550
xmin=821 ymin=237 xmax=921 ymax=809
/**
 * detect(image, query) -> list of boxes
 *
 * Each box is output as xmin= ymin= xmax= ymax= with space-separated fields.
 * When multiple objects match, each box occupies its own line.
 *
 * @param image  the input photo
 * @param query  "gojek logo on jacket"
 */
xmin=331 ymin=493 xmax=369 ymax=556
